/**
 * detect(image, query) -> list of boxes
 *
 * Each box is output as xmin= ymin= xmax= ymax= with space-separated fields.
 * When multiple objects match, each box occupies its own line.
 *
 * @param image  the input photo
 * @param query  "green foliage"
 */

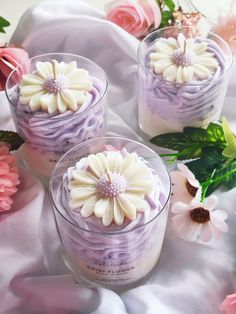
xmin=150 ymin=121 xmax=236 ymax=196
xmin=0 ymin=17 xmax=10 ymax=33
xmin=0 ymin=131 xmax=24 ymax=150
xmin=150 ymin=123 xmax=226 ymax=160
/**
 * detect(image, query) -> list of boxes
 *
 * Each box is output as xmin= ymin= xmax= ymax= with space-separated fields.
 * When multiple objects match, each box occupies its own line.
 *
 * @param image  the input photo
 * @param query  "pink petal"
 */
xmin=172 ymin=214 xmax=189 ymax=230
xmin=209 ymin=222 xmax=223 ymax=239
xmin=204 ymin=195 xmax=218 ymax=211
xmin=171 ymin=201 xmax=192 ymax=214
xmin=199 ymin=223 xmax=212 ymax=242
xmin=210 ymin=215 xmax=229 ymax=232
xmin=180 ymin=221 xmax=200 ymax=239
xmin=211 ymin=210 xmax=228 ymax=221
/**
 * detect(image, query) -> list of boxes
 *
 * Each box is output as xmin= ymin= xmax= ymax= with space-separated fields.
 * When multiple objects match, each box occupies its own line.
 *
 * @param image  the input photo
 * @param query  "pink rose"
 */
xmin=220 ymin=293 xmax=236 ymax=314
xmin=0 ymin=45 xmax=29 ymax=91
xmin=105 ymin=0 xmax=162 ymax=38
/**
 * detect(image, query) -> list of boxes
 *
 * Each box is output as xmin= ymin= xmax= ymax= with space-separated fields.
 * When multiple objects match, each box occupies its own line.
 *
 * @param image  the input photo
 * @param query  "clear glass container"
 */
xmin=49 ymin=137 xmax=171 ymax=290
xmin=138 ymin=26 xmax=233 ymax=137
xmin=5 ymin=53 xmax=108 ymax=183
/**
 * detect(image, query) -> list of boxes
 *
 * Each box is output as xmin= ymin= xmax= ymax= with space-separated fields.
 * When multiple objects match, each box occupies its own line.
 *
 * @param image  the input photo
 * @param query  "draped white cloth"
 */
xmin=1 ymin=1 xmax=236 ymax=313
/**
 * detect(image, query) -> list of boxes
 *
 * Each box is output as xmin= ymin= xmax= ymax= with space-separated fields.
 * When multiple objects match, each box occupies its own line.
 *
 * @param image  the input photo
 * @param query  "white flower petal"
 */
xmin=120 ymin=154 xmax=136 ymax=173
xmin=70 ymin=187 xmax=96 ymax=200
xmin=36 ymin=61 xmax=52 ymax=78
xmin=88 ymin=154 xmax=106 ymax=178
xmin=102 ymin=200 xmax=113 ymax=227
xmin=154 ymin=60 xmax=173 ymax=74
xmin=29 ymin=91 xmax=46 ymax=112
xmin=71 ymin=169 xmax=97 ymax=184
xmin=94 ymin=198 xmax=109 ymax=218
xmin=193 ymin=63 xmax=211 ymax=80
xmin=60 ymin=89 xmax=77 ymax=111
xmin=149 ymin=52 xmax=171 ymax=61
xmin=183 ymin=66 xmax=194 ymax=82
xmin=22 ymin=74 xmax=44 ymax=85
xmin=113 ymin=199 xmax=125 ymax=226
xmin=117 ymin=195 xmax=136 ymax=221
xmin=193 ymin=42 xmax=208 ymax=55
xmin=123 ymin=192 xmax=148 ymax=212
xmin=57 ymin=94 xmax=67 ymax=113
xmin=107 ymin=152 xmax=123 ymax=172
xmin=163 ymin=64 xmax=177 ymax=82
xmin=20 ymin=85 xmax=43 ymax=96
xmin=154 ymin=41 xmax=174 ymax=54
xmin=40 ymin=93 xmax=56 ymax=113
xmin=80 ymin=195 xmax=98 ymax=217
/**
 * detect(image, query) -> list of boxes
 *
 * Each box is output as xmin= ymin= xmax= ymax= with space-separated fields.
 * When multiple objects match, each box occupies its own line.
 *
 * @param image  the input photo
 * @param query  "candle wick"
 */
xmin=183 ymin=40 xmax=187 ymax=54
xmin=52 ymin=60 xmax=57 ymax=80
xmin=106 ymin=170 xmax=112 ymax=184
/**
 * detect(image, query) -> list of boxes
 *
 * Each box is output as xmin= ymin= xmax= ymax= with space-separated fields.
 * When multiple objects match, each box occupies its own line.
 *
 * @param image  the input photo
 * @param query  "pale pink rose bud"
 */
xmin=105 ymin=0 xmax=162 ymax=38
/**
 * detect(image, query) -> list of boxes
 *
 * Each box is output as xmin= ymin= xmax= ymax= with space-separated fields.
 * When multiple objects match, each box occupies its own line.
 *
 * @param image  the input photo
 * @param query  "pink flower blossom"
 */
xmin=220 ymin=293 xmax=236 ymax=314
xmin=0 ymin=143 xmax=20 ymax=213
xmin=171 ymin=195 xmax=228 ymax=242
xmin=213 ymin=15 xmax=236 ymax=55
xmin=105 ymin=0 xmax=161 ymax=38
xmin=170 ymin=163 xmax=201 ymax=205
xmin=0 ymin=45 xmax=29 ymax=91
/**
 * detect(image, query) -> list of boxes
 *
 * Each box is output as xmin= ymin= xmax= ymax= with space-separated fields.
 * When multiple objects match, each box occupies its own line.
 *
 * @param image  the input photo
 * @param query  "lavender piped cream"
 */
xmin=6 ymin=53 xmax=108 ymax=180
xmin=138 ymin=27 xmax=232 ymax=137
xmin=50 ymin=137 xmax=171 ymax=288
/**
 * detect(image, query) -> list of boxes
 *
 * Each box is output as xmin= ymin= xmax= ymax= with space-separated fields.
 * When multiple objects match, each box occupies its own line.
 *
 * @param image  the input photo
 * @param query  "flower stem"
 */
xmin=201 ymin=169 xmax=216 ymax=202
xmin=201 ymin=166 xmax=236 ymax=187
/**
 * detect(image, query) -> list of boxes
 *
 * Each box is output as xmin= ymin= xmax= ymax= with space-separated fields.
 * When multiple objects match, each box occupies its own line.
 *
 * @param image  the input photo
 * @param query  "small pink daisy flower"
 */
xmin=171 ymin=163 xmax=201 ymax=205
xmin=171 ymin=195 xmax=228 ymax=242
xmin=0 ymin=142 xmax=20 ymax=213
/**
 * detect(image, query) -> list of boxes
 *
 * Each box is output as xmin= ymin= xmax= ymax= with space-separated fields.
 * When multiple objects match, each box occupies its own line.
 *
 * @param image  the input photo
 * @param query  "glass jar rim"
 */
xmin=49 ymin=136 xmax=171 ymax=236
xmin=5 ymin=52 xmax=108 ymax=121
xmin=137 ymin=25 xmax=233 ymax=87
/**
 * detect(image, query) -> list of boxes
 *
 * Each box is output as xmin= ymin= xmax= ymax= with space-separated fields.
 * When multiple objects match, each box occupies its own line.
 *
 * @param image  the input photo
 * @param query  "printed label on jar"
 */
xmin=84 ymin=261 xmax=137 ymax=284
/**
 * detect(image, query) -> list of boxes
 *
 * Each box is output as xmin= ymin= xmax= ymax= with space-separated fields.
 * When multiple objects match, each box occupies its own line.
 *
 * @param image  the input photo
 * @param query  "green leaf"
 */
xmin=186 ymin=147 xmax=236 ymax=195
xmin=163 ymin=0 xmax=175 ymax=11
xmin=150 ymin=122 xmax=226 ymax=160
xmin=0 ymin=16 xmax=10 ymax=34
xmin=0 ymin=131 xmax=24 ymax=150
xmin=222 ymin=117 xmax=236 ymax=158
xmin=186 ymin=147 xmax=227 ymax=182
xmin=159 ymin=10 xmax=174 ymax=28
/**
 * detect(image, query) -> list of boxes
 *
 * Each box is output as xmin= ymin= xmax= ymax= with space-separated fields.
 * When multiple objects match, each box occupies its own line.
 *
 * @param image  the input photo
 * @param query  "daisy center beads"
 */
xmin=43 ymin=75 xmax=69 ymax=93
xmin=98 ymin=172 xmax=127 ymax=198
xmin=171 ymin=48 xmax=195 ymax=67
xmin=190 ymin=207 xmax=210 ymax=223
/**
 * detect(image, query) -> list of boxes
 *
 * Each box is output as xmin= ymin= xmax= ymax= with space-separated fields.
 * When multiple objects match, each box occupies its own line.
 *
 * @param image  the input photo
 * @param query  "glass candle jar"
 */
xmin=138 ymin=26 xmax=232 ymax=137
xmin=49 ymin=137 xmax=171 ymax=290
xmin=6 ymin=53 xmax=108 ymax=183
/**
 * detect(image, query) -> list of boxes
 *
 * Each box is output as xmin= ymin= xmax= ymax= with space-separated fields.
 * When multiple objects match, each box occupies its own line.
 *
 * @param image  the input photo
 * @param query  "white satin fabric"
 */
xmin=1 ymin=1 xmax=236 ymax=313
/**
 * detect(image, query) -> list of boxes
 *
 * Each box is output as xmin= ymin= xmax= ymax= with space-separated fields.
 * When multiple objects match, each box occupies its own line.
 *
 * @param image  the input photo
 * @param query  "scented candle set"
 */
xmin=5 ymin=26 xmax=232 ymax=289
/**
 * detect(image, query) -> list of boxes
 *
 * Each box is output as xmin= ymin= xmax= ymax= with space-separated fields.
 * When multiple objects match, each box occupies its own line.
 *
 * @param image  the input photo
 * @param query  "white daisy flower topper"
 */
xmin=20 ymin=60 xmax=93 ymax=114
xmin=149 ymin=33 xmax=218 ymax=83
xmin=68 ymin=151 xmax=155 ymax=226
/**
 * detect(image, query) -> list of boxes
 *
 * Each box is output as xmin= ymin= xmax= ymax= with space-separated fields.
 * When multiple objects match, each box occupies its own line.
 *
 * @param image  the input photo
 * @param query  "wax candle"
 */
xmin=6 ymin=53 xmax=108 ymax=183
xmin=138 ymin=27 xmax=232 ymax=137
xmin=50 ymin=137 xmax=171 ymax=289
